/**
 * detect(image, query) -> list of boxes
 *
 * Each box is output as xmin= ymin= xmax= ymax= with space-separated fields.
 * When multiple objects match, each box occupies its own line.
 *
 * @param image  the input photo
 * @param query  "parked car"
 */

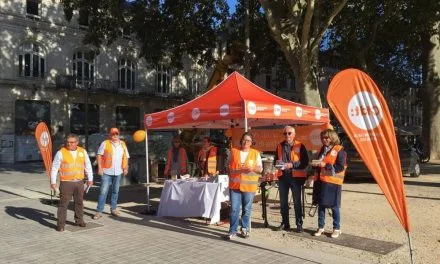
xmin=341 ymin=134 xmax=421 ymax=178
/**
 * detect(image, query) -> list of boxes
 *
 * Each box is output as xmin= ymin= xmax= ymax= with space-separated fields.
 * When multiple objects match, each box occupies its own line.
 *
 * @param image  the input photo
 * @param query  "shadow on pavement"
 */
xmin=4 ymin=206 xmax=57 ymax=230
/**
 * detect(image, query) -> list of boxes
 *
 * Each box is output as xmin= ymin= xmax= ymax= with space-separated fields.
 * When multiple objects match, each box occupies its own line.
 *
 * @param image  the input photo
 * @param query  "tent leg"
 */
xmin=407 ymin=232 xmax=414 ymax=264
xmin=142 ymin=129 xmax=156 ymax=215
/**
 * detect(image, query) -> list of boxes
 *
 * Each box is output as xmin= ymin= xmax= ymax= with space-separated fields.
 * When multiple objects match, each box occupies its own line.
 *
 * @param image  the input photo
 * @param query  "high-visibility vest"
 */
xmin=101 ymin=140 xmax=128 ymax=169
xmin=229 ymin=148 xmax=261 ymax=193
xmin=198 ymin=146 xmax=217 ymax=175
xmin=59 ymin=147 xmax=86 ymax=181
xmin=164 ymin=147 xmax=188 ymax=175
xmin=276 ymin=141 xmax=307 ymax=178
xmin=317 ymin=145 xmax=347 ymax=186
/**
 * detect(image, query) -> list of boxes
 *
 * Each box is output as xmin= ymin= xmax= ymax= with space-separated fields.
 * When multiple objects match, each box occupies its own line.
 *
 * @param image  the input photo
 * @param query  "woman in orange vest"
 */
xmin=225 ymin=132 xmax=262 ymax=240
xmin=311 ymin=129 xmax=347 ymax=238
xmin=197 ymin=136 xmax=218 ymax=178
xmin=164 ymin=137 xmax=188 ymax=178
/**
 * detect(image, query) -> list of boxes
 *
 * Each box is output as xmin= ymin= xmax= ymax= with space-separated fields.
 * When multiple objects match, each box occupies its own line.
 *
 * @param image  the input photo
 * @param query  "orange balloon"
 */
xmin=133 ymin=130 xmax=146 ymax=142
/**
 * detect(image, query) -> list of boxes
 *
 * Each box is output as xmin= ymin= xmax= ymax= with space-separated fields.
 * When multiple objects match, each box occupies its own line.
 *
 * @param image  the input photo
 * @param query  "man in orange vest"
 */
xmin=50 ymin=133 xmax=93 ymax=232
xmin=93 ymin=127 xmax=130 ymax=220
xmin=164 ymin=137 xmax=188 ymax=178
xmin=275 ymin=126 xmax=309 ymax=233
xmin=197 ymin=136 xmax=218 ymax=178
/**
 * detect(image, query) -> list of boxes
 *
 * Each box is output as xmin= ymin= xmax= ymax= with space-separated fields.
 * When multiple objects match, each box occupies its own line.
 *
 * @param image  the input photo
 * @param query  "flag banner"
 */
xmin=327 ymin=68 xmax=411 ymax=232
xmin=35 ymin=122 xmax=52 ymax=180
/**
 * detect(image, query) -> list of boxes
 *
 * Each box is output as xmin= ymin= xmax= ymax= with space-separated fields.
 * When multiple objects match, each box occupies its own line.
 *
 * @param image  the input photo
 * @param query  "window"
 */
xmin=70 ymin=103 xmax=99 ymax=134
xmin=79 ymin=9 xmax=89 ymax=27
xmin=156 ymin=66 xmax=171 ymax=94
xmin=73 ymin=51 xmax=95 ymax=86
xmin=26 ymin=0 xmax=40 ymax=18
xmin=15 ymin=100 xmax=50 ymax=135
xmin=118 ymin=59 xmax=136 ymax=90
xmin=18 ymin=42 xmax=45 ymax=78
xmin=116 ymin=106 xmax=140 ymax=132
xmin=188 ymin=77 xmax=200 ymax=94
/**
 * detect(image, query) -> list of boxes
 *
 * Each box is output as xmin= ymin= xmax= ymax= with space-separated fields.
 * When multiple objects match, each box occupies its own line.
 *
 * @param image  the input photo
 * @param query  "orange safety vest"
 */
xmin=276 ymin=141 xmax=307 ymax=178
xmin=229 ymin=148 xmax=261 ymax=192
xmin=198 ymin=146 xmax=217 ymax=175
xmin=101 ymin=140 xmax=128 ymax=169
xmin=164 ymin=147 xmax=188 ymax=175
xmin=59 ymin=147 xmax=86 ymax=181
xmin=316 ymin=145 xmax=347 ymax=186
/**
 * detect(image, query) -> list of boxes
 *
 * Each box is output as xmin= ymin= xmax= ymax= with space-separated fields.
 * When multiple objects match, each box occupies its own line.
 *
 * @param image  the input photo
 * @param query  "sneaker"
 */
xmin=224 ymin=233 xmax=237 ymax=240
xmin=314 ymin=228 xmax=325 ymax=237
xmin=331 ymin=229 xmax=341 ymax=238
xmin=241 ymin=229 xmax=250 ymax=239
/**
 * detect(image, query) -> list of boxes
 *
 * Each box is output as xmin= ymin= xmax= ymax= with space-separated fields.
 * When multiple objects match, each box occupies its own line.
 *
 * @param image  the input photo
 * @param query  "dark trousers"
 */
xmin=278 ymin=176 xmax=304 ymax=228
xmin=57 ymin=181 xmax=84 ymax=227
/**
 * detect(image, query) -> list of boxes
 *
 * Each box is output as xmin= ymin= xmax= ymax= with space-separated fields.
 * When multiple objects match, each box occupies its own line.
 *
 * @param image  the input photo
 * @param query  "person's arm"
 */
xmin=325 ymin=150 xmax=347 ymax=173
xmin=83 ymin=151 xmax=94 ymax=185
xmin=50 ymin=151 xmax=62 ymax=189
xmin=96 ymin=142 xmax=105 ymax=176
xmin=254 ymin=152 xmax=263 ymax=173
xmin=123 ymin=144 xmax=129 ymax=176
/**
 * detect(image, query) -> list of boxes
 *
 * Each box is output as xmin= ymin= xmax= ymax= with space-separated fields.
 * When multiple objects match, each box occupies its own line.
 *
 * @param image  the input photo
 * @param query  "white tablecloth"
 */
xmin=157 ymin=179 xmax=229 ymax=224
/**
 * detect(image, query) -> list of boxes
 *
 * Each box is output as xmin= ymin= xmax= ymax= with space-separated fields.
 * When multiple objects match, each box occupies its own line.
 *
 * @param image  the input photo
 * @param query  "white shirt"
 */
xmin=240 ymin=150 xmax=263 ymax=168
xmin=97 ymin=140 xmax=130 ymax=176
xmin=50 ymin=149 xmax=93 ymax=184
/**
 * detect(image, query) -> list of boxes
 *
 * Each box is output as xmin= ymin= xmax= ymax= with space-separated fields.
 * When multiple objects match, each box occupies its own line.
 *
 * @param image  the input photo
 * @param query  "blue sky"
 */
xmin=227 ymin=0 xmax=237 ymax=13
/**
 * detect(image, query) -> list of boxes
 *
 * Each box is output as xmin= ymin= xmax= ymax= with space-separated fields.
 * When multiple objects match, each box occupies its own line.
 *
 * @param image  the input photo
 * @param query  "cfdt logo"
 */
xmin=247 ymin=102 xmax=257 ymax=115
xmin=296 ymin=106 xmax=303 ymax=117
xmin=273 ymin=104 xmax=281 ymax=116
xmin=220 ymin=104 xmax=229 ymax=117
xmin=167 ymin=112 xmax=175 ymax=123
xmin=309 ymin=129 xmax=322 ymax=146
xmin=39 ymin=131 xmax=50 ymax=147
xmin=192 ymin=108 xmax=200 ymax=120
xmin=347 ymin=91 xmax=383 ymax=130
xmin=145 ymin=116 xmax=153 ymax=127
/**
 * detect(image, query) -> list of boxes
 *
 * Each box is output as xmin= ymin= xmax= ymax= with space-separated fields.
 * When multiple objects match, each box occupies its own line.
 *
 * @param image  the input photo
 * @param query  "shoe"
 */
xmin=224 ymin=233 xmax=236 ymax=240
xmin=241 ymin=229 xmax=250 ymax=239
xmin=56 ymin=226 xmax=65 ymax=232
xmin=275 ymin=223 xmax=290 ymax=231
xmin=295 ymin=226 xmax=303 ymax=233
xmin=93 ymin=213 xmax=102 ymax=220
xmin=111 ymin=209 xmax=120 ymax=217
xmin=75 ymin=221 xmax=87 ymax=227
xmin=331 ymin=229 xmax=341 ymax=238
xmin=314 ymin=228 xmax=325 ymax=237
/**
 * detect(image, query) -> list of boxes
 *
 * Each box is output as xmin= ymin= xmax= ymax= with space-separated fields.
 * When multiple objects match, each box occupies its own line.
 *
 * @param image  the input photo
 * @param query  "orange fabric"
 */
xmin=59 ymin=147 xmax=85 ymax=181
xmin=101 ymin=140 xmax=128 ymax=169
xmin=327 ymin=68 xmax=411 ymax=232
xmin=35 ymin=122 xmax=52 ymax=180
xmin=318 ymin=145 xmax=347 ymax=185
xmin=229 ymin=148 xmax=260 ymax=192
xmin=164 ymin=147 xmax=187 ymax=175
xmin=275 ymin=141 xmax=307 ymax=178
xmin=198 ymin=146 xmax=217 ymax=175
xmin=144 ymin=72 xmax=329 ymax=130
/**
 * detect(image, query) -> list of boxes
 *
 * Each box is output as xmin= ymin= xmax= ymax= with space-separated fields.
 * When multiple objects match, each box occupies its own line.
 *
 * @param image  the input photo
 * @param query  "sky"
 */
xmin=227 ymin=0 xmax=237 ymax=14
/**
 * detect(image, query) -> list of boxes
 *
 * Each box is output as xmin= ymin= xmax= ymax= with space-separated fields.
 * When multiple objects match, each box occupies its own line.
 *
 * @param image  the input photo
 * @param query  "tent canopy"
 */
xmin=144 ymin=72 xmax=330 ymax=129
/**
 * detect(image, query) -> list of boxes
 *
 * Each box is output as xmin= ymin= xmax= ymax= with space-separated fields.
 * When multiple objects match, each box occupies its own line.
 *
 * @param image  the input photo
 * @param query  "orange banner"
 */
xmin=230 ymin=123 xmax=331 ymax=153
xmin=35 ymin=122 xmax=52 ymax=179
xmin=327 ymin=69 xmax=411 ymax=232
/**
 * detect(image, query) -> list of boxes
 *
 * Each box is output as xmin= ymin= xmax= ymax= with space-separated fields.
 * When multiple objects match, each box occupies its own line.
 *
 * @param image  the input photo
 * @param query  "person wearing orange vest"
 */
xmin=197 ymin=136 xmax=218 ymax=178
xmin=50 ymin=134 xmax=93 ymax=232
xmin=94 ymin=127 xmax=130 ymax=220
xmin=225 ymin=132 xmax=262 ymax=240
xmin=311 ymin=129 xmax=347 ymax=238
xmin=275 ymin=126 xmax=309 ymax=233
xmin=164 ymin=136 xmax=188 ymax=178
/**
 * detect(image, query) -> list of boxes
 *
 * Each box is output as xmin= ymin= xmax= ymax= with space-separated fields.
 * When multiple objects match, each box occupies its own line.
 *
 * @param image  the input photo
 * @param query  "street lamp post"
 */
xmin=84 ymin=81 xmax=89 ymax=152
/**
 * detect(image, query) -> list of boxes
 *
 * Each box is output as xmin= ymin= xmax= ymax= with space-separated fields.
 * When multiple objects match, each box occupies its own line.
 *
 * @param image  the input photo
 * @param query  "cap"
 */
xmin=109 ymin=127 xmax=119 ymax=135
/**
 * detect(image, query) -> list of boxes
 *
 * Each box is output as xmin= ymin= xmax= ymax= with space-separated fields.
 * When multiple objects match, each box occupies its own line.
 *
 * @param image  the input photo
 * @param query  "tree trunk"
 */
xmin=421 ymin=23 xmax=440 ymax=160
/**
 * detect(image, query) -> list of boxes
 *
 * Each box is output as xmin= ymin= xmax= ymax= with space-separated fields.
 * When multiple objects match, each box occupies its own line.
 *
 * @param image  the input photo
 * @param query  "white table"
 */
xmin=157 ymin=179 xmax=229 ymax=224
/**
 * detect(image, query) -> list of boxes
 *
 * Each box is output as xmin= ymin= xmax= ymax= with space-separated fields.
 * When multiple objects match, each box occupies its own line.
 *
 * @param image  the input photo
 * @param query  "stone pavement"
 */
xmin=0 ymin=163 xmax=365 ymax=264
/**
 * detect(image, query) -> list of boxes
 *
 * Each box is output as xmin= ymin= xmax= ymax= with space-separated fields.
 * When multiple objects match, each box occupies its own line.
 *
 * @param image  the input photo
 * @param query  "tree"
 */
xmin=62 ymin=0 xmax=229 ymax=69
xmin=260 ymin=0 xmax=348 ymax=107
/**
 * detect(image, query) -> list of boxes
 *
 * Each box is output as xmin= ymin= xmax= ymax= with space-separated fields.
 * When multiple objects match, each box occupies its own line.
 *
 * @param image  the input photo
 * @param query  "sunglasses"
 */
xmin=283 ymin=132 xmax=293 ymax=136
xmin=321 ymin=136 xmax=330 ymax=140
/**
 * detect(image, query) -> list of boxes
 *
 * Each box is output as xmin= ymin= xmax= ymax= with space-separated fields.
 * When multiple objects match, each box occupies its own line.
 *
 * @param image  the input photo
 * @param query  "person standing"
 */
xmin=164 ymin=136 xmax=188 ymax=178
xmin=94 ymin=128 xmax=130 ymax=219
xmin=275 ymin=126 xmax=309 ymax=233
xmin=50 ymin=134 xmax=93 ymax=232
xmin=197 ymin=136 xmax=218 ymax=177
xmin=312 ymin=129 xmax=347 ymax=238
xmin=225 ymin=132 xmax=262 ymax=240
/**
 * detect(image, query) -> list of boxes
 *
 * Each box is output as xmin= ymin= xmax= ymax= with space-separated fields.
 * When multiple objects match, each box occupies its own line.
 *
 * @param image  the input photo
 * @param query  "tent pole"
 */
xmin=407 ymin=232 xmax=414 ymax=264
xmin=244 ymin=118 xmax=248 ymax=132
xmin=142 ymin=129 xmax=155 ymax=215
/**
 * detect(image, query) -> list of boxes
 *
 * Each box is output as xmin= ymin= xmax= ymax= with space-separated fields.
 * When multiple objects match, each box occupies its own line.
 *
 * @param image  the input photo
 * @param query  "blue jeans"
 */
xmin=278 ymin=176 xmax=304 ymax=228
xmin=229 ymin=189 xmax=255 ymax=234
xmin=97 ymin=173 xmax=122 ymax=213
xmin=318 ymin=205 xmax=340 ymax=229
